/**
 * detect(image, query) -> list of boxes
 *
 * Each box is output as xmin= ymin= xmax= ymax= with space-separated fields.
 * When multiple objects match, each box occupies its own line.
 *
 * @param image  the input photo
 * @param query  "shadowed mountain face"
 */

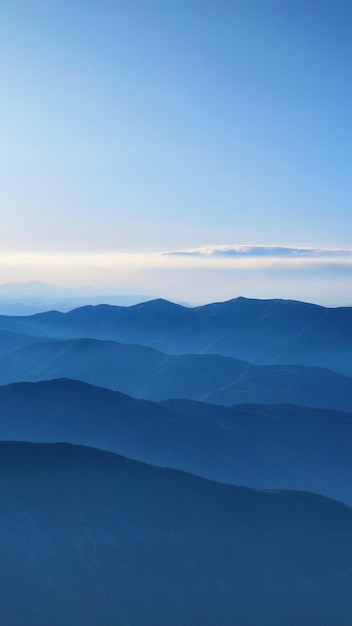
xmin=0 ymin=296 xmax=352 ymax=374
xmin=1 ymin=378 xmax=352 ymax=505
xmin=1 ymin=337 xmax=352 ymax=411
xmin=0 ymin=441 xmax=352 ymax=626
xmin=0 ymin=330 xmax=49 ymax=354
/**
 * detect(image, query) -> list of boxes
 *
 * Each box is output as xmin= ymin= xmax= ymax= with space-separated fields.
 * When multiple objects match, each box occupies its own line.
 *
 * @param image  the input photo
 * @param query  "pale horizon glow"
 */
xmin=1 ymin=245 xmax=352 ymax=307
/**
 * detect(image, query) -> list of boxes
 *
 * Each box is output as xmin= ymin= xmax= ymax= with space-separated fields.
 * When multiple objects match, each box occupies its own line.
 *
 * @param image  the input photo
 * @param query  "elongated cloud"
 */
xmin=162 ymin=245 xmax=352 ymax=259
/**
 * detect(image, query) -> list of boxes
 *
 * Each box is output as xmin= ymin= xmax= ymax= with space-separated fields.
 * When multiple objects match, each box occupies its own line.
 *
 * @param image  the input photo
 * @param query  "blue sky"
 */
xmin=1 ymin=1 xmax=351 ymax=304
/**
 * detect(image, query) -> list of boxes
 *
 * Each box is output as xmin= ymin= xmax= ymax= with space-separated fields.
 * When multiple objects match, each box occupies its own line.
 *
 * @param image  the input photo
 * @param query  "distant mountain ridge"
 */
xmin=0 ymin=281 xmax=153 ymax=314
xmin=0 ymin=440 xmax=352 ymax=625
xmin=1 ymin=378 xmax=352 ymax=505
xmin=0 ymin=337 xmax=352 ymax=411
xmin=0 ymin=296 xmax=351 ymax=374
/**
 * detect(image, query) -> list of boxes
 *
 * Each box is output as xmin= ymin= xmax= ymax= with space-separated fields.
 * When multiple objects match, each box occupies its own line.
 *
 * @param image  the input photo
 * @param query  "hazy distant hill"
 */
xmin=0 ymin=296 xmax=351 ymax=374
xmin=0 ymin=281 xmax=152 ymax=314
xmin=1 ymin=337 xmax=352 ymax=411
xmin=1 ymin=378 xmax=352 ymax=505
xmin=0 ymin=440 xmax=351 ymax=625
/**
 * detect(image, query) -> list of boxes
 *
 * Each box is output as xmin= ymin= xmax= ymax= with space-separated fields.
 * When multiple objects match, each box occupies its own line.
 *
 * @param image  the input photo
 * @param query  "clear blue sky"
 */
xmin=1 ymin=1 xmax=351 ymax=303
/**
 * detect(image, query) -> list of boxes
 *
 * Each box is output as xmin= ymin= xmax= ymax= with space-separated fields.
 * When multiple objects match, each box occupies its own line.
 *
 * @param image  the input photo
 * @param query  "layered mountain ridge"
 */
xmin=0 ymin=336 xmax=351 ymax=410
xmin=1 ymin=296 xmax=352 ymax=374
xmin=1 ymin=378 xmax=352 ymax=505
xmin=1 ymin=295 xmax=352 ymax=623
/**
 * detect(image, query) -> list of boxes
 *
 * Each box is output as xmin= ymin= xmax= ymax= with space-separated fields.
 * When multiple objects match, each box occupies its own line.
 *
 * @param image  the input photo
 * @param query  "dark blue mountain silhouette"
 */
xmin=0 ymin=440 xmax=352 ymax=625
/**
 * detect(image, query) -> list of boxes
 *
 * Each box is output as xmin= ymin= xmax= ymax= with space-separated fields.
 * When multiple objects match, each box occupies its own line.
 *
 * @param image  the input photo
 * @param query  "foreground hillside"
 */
xmin=0 ymin=296 xmax=352 ymax=374
xmin=1 ymin=378 xmax=352 ymax=505
xmin=1 ymin=338 xmax=352 ymax=410
xmin=0 ymin=441 xmax=351 ymax=626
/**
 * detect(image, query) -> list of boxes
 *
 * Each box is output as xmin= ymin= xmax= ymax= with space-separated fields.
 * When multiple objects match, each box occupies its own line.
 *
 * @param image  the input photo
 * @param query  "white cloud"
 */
xmin=162 ymin=244 xmax=352 ymax=259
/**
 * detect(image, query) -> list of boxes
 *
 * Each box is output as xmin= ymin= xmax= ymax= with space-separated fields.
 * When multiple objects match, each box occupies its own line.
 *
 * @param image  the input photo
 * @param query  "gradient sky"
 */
xmin=1 ymin=1 xmax=351 ymax=304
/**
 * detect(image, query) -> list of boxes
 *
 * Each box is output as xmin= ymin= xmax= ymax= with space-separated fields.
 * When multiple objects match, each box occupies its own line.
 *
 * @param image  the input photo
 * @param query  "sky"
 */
xmin=1 ymin=0 xmax=352 ymax=305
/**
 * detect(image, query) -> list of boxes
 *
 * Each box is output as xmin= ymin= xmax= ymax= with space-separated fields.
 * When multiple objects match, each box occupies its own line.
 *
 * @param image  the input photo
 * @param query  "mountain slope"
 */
xmin=1 ymin=337 xmax=352 ymax=411
xmin=1 ymin=378 xmax=352 ymax=505
xmin=0 ymin=329 xmax=47 ymax=354
xmin=0 ymin=441 xmax=352 ymax=625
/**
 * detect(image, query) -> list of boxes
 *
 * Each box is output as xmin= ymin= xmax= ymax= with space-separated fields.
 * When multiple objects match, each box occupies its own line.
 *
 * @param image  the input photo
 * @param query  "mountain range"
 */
xmin=1 ymin=296 xmax=352 ymax=374
xmin=1 ymin=295 xmax=352 ymax=624
xmin=1 ymin=378 xmax=352 ymax=505
xmin=0 ymin=336 xmax=351 ymax=410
